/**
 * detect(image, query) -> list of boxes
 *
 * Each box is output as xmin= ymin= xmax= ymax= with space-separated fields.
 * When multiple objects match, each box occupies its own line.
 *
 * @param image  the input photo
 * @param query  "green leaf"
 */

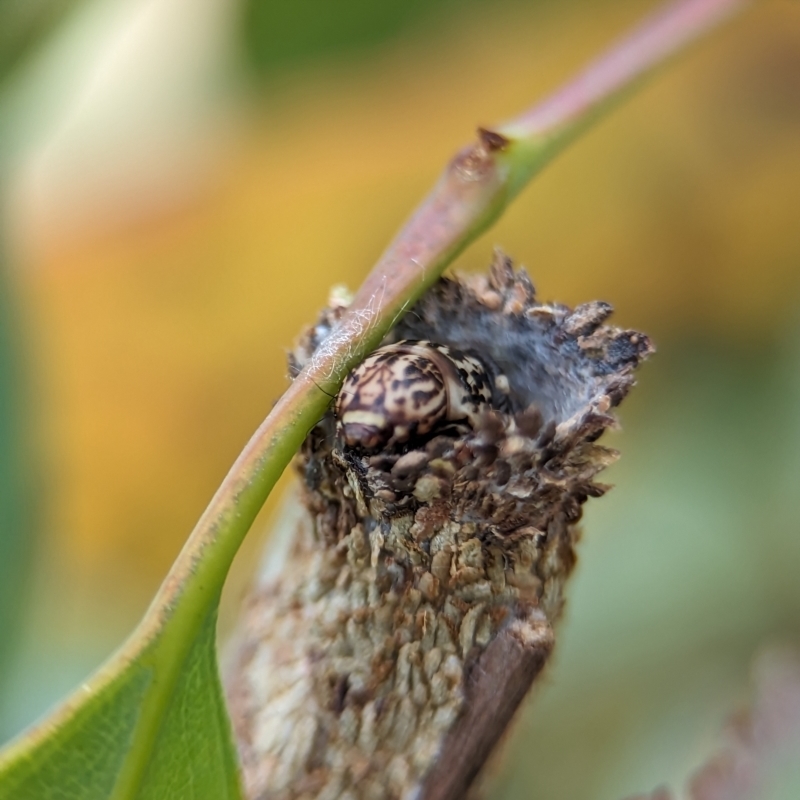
xmin=0 ymin=610 xmax=241 ymax=800
xmin=133 ymin=612 xmax=240 ymax=800
xmin=0 ymin=607 xmax=241 ymax=800
xmin=0 ymin=666 xmax=152 ymax=799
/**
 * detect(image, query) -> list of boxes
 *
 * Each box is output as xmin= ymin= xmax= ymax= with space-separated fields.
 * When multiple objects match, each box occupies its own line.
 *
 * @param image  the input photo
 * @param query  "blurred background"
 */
xmin=0 ymin=0 xmax=798 ymax=797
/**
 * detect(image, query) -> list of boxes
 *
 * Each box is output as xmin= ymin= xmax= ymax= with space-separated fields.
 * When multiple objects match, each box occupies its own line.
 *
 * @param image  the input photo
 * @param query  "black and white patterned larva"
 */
xmin=335 ymin=340 xmax=494 ymax=451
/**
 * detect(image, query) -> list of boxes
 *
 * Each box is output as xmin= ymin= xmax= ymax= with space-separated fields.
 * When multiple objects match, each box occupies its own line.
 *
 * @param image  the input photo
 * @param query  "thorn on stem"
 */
xmin=453 ymin=128 xmax=510 ymax=181
xmin=477 ymin=128 xmax=510 ymax=152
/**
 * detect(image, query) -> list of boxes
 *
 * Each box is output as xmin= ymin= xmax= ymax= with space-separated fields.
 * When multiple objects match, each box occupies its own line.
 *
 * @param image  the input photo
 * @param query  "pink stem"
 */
xmin=501 ymin=0 xmax=747 ymax=138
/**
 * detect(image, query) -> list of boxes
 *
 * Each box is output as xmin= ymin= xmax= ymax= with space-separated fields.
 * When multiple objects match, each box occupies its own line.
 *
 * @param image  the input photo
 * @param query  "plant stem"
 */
xmin=169 ymin=0 xmax=749 ymax=613
xmin=498 ymin=0 xmax=749 ymax=198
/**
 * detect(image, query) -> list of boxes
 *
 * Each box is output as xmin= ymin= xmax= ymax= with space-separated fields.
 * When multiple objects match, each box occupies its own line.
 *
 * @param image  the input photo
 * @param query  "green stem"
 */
xmin=497 ymin=0 xmax=749 ymax=199
xmin=104 ymin=0 xmax=755 ymax=730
